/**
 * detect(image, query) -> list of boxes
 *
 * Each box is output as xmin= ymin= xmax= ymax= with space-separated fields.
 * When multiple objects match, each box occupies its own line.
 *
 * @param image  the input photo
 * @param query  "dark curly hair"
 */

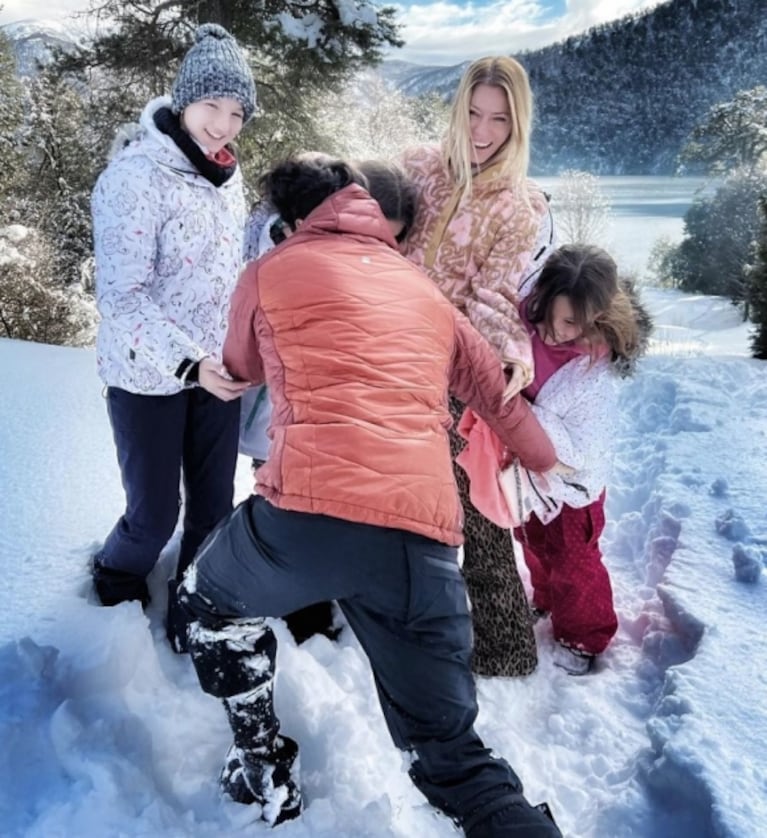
xmin=259 ymin=154 xmax=419 ymax=242
xmin=526 ymin=244 xmax=653 ymax=376
xmin=258 ymin=154 xmax=364 ymax=231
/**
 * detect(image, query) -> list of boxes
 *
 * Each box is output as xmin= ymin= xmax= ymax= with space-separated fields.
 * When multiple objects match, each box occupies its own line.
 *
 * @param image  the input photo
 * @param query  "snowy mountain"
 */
xmin=380 ymin=0 xmax=767 ymax=175
xmin=1 ymin=18 xmax=79 ymax=76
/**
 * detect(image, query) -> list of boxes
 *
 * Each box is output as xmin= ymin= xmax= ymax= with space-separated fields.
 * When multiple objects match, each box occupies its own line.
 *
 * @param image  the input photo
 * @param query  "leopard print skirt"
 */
xmin=450 ymin=397 xmax=538 ymax=677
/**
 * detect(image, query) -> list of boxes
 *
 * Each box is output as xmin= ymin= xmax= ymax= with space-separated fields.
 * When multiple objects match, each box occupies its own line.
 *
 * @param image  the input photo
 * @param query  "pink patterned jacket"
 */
xmin=402 ymin=145 xmax=553 ymax=389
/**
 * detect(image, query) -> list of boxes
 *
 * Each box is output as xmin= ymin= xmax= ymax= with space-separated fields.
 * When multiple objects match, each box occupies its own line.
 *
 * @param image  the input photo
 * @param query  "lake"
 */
xmin=537 ymin=175 xmax=711 ymax=278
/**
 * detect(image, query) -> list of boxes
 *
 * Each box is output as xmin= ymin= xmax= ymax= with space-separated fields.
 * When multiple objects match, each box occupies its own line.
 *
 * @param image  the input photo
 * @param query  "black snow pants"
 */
xmin=178 ymin=495 xmax=561 ymax=837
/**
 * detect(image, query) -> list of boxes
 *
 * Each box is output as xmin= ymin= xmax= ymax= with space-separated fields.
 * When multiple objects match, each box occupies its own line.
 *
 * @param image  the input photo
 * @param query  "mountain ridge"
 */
xmin=4 ymin=0 xmax=765 ymax=175
xmin=378 ymin=0 xmax=766 ymax=175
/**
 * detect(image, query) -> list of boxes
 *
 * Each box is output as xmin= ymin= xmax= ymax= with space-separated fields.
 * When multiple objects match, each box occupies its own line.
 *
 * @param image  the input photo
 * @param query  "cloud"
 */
xmin=1 ymin=0 xmax=671 ymax=65
xmin=389 ymin=0 xmax=670 ymax=65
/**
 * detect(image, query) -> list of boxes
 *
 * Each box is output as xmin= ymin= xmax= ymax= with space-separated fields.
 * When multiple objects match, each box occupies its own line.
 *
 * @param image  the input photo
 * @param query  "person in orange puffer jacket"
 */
xmin=177 ymin=155 xmax=561 ymax=837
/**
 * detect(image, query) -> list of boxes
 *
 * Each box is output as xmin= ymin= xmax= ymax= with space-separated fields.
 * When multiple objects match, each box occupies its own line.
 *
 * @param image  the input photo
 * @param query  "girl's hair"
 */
xmin=355 ymin=159 xmax=418 ymax=242
xmin=258 ymin=155 xmax=364 ymax=231
xmin=444 ymin=56 xmax=533 ymax=196
xmin=526 ymin=244 xmax=652 ymax=375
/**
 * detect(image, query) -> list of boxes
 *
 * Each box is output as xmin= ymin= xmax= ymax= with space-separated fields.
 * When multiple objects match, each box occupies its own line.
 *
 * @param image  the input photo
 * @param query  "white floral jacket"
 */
xmin=521 ymin=354 xmax=618 ymax=523
xmin=92 ymin=97 xmax=247 ymax=395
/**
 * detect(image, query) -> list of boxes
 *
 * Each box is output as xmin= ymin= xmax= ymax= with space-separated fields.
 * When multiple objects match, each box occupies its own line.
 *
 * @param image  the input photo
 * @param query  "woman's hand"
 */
xmin=198 ymin=358 xmax=251 ymax=401
xmin=502 ymin=365 xmax=527 ymax=402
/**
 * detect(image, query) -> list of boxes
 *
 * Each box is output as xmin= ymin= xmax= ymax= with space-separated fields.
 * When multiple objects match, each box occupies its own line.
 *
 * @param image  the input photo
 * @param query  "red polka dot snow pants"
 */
xmin=515 ymin=492 xmax=618 ymax=655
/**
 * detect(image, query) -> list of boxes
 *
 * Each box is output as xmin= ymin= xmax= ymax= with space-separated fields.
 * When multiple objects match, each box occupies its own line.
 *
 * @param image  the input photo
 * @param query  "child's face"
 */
xmin=539 ymin=295 xmax=583 ymax=346
xmin=181 ymin=97 xmax=244 ymax=154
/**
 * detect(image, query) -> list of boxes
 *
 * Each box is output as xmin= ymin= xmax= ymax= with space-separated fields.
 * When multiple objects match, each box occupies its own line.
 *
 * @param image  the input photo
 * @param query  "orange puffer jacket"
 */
xmin=224 ymin=184 xmax=555 ymax=546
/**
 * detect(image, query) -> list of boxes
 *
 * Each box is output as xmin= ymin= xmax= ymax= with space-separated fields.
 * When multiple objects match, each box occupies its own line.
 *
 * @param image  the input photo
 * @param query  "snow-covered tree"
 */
xmin=16 ymin=67 xmax=96 ymax=289
xmin=313 ymin=72 xmax=448 ymax=160
xmin=0 ymin=224 xmax=98 ymax=346
xmin=679 ymin=86 xmax=767 ymax=175
xmin=0 ymin=24 xmax=24 ymax=207
xmin=551 ymin=170 xmax=611 ymax=245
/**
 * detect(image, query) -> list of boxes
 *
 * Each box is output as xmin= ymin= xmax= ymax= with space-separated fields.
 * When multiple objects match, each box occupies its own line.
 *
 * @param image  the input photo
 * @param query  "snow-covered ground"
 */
xmin=0 ymin=288 xmax=764 ymax=838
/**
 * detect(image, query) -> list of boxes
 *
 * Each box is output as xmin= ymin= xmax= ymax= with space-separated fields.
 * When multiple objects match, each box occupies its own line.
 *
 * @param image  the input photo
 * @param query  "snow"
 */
xmin=1 ymin=17 xmax=80 ymax=41
xmin=272 ymin=1 xmax=381 ymax=52
xmin=0 ymin=288 xmax=765 ymax=838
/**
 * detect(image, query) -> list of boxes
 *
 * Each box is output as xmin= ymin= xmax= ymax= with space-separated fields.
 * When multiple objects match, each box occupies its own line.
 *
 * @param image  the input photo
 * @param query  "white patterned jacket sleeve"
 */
xmin=517 ymin=196 xmax=555 ymax=302
xmin=527 ymin=355 xmax=618 ymax=516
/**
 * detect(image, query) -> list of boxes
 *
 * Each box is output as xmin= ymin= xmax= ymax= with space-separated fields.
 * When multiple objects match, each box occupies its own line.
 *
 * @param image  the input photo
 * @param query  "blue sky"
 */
xmin=1 ymin=0 xmax=670 ymax=65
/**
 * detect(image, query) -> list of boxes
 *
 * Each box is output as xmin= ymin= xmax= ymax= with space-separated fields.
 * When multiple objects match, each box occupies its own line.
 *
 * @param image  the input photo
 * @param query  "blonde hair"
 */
xmin=444 ymin=56 xmax=533 ymax=196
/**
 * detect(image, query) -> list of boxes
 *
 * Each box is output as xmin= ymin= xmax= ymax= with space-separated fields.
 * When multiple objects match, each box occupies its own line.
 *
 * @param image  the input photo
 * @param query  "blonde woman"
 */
xmin=402 ymin=56 xmax=554 ymax=677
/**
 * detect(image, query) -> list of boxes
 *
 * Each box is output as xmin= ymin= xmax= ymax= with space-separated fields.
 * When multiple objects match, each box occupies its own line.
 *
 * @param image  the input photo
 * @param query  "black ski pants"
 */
xmin=97 ymin=386 xmax=240 ymax=580
xmin=179 ymin=495 xmax=546 ymax=833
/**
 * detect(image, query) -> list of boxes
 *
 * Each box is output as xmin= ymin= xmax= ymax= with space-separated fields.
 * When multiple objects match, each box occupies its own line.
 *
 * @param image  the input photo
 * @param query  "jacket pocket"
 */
xmin=405 ymin=539 xmax=470 ymax=632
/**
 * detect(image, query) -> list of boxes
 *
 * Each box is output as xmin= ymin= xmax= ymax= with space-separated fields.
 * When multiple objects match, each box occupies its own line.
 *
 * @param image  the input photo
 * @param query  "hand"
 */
xmin=502 ymin=365 xmax=527 ymax=402
xmin=198 ymin=358 xmax=251 ymax=402
xmin=549 ymin=460 xmax=576 ymax=477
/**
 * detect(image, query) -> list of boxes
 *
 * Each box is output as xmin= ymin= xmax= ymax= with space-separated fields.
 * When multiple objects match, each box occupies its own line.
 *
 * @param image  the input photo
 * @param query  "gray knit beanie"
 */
xmin=171 ymin=23 xmax=257 ymax=122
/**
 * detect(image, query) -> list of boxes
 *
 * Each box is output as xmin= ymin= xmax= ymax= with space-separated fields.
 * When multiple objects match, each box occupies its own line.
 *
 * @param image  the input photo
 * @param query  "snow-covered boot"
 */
xmin=165 ymin=578 xmax=191 ymax=653
xmin=187 ymin=618 xmax=302 ymax=826
xmin=220 ymin=735 xmax=300 ymax=824
xmin=552 ymin=642 xmax=595 ymax=676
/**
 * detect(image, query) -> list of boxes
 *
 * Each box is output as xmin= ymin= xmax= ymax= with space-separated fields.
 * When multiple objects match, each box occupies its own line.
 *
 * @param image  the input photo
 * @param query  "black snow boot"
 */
xmin=220 ymin=735 xmax=301 ymax=824
xmin=186 ymin=617 xmax=302 ymax=826
xmin=92 ymin=559 xmax=150 ymax=607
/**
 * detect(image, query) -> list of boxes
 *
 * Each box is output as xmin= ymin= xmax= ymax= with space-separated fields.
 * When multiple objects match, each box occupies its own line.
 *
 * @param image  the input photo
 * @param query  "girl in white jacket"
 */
xmin=461 ymin=244 xmax=652 ymax=674
xmin=91 ymin=24 xmax=256 ymax=652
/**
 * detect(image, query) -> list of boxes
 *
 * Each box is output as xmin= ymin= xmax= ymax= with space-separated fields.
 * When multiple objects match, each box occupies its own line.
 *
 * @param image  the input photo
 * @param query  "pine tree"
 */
xmin=0 ymin=25 xmax=24 ymax=211
xmin=664 ymin=168 xmax=766 ymax=314
xmin=61 ymin=0 xmax=403 ymax=175
xmin=749 ymin=198 xmax=767 ymax=359
xmin=16 ymin=67 xmax=97 ymax=289
xmin=679 ymin=86 xmax=767 ymax=175
xmin=0 ymin=28 xmax=92 ymax=347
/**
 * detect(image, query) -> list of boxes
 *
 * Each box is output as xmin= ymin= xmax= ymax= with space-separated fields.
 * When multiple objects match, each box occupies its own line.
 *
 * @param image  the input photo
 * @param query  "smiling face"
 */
xmin=468 ymin=83 xmax=513 ymax=166
xmin=180 ymin=97 xmax=245 ymax=154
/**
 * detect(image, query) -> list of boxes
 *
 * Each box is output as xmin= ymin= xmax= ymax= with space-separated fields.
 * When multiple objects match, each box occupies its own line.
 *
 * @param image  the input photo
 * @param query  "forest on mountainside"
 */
xmin=387 ymin=0 xmax=767 ymax=175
